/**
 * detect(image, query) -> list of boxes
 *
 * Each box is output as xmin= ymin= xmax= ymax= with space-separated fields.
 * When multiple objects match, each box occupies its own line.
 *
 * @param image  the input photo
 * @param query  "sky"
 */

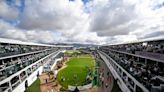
xmin=0 ymin=0 xmax=164 ymax=45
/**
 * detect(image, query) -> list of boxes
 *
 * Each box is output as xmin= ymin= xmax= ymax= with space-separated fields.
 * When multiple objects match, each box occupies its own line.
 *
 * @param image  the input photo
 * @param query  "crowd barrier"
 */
xmin=68 ymin=83 xmax=92 ymax=91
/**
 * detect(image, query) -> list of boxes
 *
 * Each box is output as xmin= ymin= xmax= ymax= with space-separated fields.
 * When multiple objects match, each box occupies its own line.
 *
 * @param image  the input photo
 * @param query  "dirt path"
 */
xmin=39 ymin=73 xmax=61 ymax=92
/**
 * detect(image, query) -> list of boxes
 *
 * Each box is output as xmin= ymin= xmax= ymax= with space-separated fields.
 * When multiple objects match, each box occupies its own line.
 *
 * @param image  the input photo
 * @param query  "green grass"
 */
xmin=25 ymin=78 xmax=41 ymax=92
xmin=57 ymin=55 xmax=95 ymax=88
xmin=64 ymin=50 xmax=81 ymax=55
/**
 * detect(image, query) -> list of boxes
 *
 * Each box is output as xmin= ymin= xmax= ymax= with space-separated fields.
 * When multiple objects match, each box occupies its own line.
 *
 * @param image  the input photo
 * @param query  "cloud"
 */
xmin=0 ymin=0 xmax=164 ymax=45
xmin=143 ymin=31 xmax=164 ymax=39
xmin=88 ymin=0 xmax=164 ymax=39
xmin=0 ymin=19 xmax=55 ymax=43
xmin=19 ymin=0 xmax=87 ymax=31
xmin=25 ymin=30 xmax=55 ymax=43
xmin=0 ymin=29 xmax=55 ymax=44
xmin=0 ymin=1 xmax=19 ymax=20
xmin=105 ymin=35 xmax=137 ymax=45
xmin=17 ymin=0 xmax=106 ymax=44
xmin=88 ymin=0 xmax=138 ymax=36
xmin=68 ymin=31 xmax=107 ymax=44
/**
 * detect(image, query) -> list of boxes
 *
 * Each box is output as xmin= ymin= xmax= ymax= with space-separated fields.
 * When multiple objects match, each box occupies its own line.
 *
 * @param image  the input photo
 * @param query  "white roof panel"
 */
xmin=101 ymin=36 xmax=164 ymax=46
xmin=0 ymin=38 xmax=73 ymax=47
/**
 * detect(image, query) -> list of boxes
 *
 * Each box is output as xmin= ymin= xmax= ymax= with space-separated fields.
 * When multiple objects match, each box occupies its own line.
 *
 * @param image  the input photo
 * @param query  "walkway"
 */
xmin=97 ymin=58 xmax=114 ymax=92
xmin=39 ymin=73 xmax=60 ymax=92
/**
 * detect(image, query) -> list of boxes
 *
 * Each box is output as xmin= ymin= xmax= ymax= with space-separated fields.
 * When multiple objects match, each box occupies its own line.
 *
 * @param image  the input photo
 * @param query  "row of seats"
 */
xmin=108 ymin=41 xmax=164 ymax=54
xmin=0 ymin=43 xmax=53 ymax=57
xmin=0 ymin=49 xmax=55 ymax=81
xmin=0 ymin=52 xmax=49 ymax=92
xmin=101 ymin=49 xmax=164 ymax=92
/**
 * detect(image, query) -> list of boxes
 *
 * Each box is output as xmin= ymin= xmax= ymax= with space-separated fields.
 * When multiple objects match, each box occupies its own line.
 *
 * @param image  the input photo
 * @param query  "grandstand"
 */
xmin=0 ymin=37 xmax=164 ymax=92
xmin=98 ymin=39 xmax=164 ymax=92
xmin=0 ymin=38 xmax=72 ymax=92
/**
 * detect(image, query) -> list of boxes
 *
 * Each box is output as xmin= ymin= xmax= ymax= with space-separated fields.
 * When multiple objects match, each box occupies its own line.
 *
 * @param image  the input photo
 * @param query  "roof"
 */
xmin=0 ymin=37 xmax=73 ymax=47
xmin=102 ymin=36 xmax=164 ymax=46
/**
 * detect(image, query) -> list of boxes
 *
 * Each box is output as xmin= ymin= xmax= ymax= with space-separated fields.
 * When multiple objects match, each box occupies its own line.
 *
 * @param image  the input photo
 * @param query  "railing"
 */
xmin=108 ymin=49 xmax=164 ymax=63
xmin=12 ymin=80 xmax=20 ymax=89
xmin=99 ymin=50 xmax=149 ymax=92
xmin=20 ymin=75 xmax=27 ymax=81
xmin=0 ymin=48 xmax=54 ymax=60
xmin=0 ymin=53 xmax=48 ymax=81
xmin=0 ymin=50 xmax=60 ymax=85
xmin=0 ymin=87 xmax=11 ymax=92
xmin=0 ymin=47 xmax=55 ymax=58
xmin=0 ymin=50 xmax=63 ymax=92
xmin=135 ymin=51 xmax=164 ymax=61
xmin=98 ymin=51 xmax=131 ymax=92
xmin=0 ymin=64 xmax=15 ymax=71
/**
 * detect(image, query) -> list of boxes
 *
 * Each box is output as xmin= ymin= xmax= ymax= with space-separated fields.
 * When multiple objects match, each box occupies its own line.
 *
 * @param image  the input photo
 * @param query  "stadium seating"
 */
xmin=99 ymin=39 xmax=164 ymax=92
xmin=0 ymin=43 xmax=53 ymax=58
xmin=108 ymin=40 xmax=164 ymax=54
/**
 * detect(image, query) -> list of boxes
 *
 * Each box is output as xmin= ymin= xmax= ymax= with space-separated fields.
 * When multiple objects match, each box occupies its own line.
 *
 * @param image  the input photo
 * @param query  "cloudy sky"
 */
xmin=0 ymin=0 xmax=164 ymax=45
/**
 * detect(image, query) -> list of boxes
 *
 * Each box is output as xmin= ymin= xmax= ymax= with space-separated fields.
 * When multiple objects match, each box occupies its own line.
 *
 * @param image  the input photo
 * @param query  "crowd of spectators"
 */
xmin=0 ymin=43 xmax=53 ymax=57
xmin=98 ymin=40 xmax=164 ymax=91
xmin=102 ymin=49 xmax=164 ymax=91
xmin=0 ymin=48 xmax=60 ymax=92
xmin=0 ymin=50 xmax=55 ymax=81
xmin=108 ymin=41 xmax=164 ymax=54
xmin=0 ymin=42 xmax=68 ymax=92
xmin=44 ymin=52 xmax=63 ymax=71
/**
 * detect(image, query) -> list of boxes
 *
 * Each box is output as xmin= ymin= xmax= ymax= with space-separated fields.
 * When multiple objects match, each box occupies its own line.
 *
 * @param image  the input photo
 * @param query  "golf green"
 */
xmin=57 ymin=54 xmax=95 ymax=88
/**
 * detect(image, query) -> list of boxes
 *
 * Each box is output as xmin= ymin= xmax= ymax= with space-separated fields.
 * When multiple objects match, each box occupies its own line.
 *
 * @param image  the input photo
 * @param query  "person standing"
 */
xmin=105 ymin=82 xmax=108 ymax=88
xmin=101 ymin=76 xmax=104 ymax=86
xmin=25 ymin=80 xmax=28 ymax=90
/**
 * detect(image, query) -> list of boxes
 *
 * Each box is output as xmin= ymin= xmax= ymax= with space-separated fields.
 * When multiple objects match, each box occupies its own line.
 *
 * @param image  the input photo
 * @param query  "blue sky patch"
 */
xmin=153 ymin=1 xmax=164 ymax=10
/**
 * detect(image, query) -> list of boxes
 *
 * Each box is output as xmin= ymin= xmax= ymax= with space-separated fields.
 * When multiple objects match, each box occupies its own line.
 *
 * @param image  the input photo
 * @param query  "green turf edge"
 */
xmin=25 ymin=78 xmax=41 ymax=92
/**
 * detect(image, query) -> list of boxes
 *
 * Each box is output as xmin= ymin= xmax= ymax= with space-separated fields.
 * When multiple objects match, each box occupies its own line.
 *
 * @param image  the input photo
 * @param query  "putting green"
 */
xmin=57 ymin=54 xmax=95 ymax=88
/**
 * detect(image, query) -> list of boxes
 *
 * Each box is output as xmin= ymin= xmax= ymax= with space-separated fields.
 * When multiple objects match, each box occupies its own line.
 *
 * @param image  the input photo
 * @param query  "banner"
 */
xmin=68 ymin=83 xmax=92 ymax=91
xmin=77 ymin=83 xmax=92 ymax=90
xmin=68 ymin=86 xmax=76 ymax=91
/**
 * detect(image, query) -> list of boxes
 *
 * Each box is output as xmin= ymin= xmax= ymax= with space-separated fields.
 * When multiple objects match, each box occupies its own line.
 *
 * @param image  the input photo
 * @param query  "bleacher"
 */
xmin=0 ymin=42 xmax=54 ymax=58
xmin=99 ymin=39 xmax=164 ymax=92
xmin=0 ymin=38 xmax=72 ymax=92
